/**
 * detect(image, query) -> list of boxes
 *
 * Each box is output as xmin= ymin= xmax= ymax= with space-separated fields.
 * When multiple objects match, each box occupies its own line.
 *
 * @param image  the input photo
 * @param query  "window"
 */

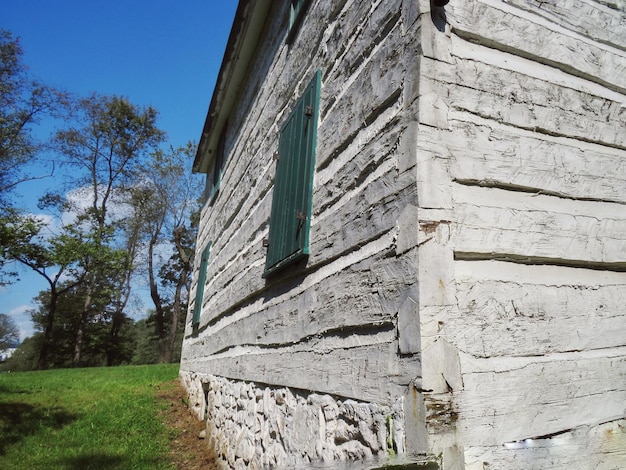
xmin=202 ymin=172 xmax=214 ymax=203
xmin=287 ymin=0 xmax=309 ymax=43
xmin=264 ymin=70 xmax=321 ymax=277
xmin=202 ymin=126 xmax=227 ymax=204
xmin=192 ymin=242 xmax=211 ymax=325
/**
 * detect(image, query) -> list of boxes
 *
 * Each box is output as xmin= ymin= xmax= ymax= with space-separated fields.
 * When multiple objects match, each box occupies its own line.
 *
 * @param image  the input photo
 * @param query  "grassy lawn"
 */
xmin=0 ymin=363 xmax=181 ymax=470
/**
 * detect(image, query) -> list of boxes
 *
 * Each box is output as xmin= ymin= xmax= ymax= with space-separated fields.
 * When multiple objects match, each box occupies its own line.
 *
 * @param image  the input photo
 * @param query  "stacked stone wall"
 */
xmin=180 ymin=371 xmax=407 ymax=469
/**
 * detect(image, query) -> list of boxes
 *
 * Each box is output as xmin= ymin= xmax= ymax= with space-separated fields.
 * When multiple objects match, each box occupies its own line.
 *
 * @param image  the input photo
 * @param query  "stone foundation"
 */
xmin=180 ymin=371 xmax=408 ymax=469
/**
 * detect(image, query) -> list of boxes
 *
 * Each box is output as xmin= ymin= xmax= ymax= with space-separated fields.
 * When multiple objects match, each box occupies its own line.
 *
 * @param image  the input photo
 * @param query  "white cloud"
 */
xmin=62 ymin=185 xmax=134 ymax=226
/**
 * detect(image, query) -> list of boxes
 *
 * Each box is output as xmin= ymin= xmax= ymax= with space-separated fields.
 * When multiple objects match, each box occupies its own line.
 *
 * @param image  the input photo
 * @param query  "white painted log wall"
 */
xmin=182 ymin=0 xmax=626 ymax=466
xmin=181 ymin=0 xmax=421 ymax=408
xmin=416 ymin=0 xmax=626 ymax=467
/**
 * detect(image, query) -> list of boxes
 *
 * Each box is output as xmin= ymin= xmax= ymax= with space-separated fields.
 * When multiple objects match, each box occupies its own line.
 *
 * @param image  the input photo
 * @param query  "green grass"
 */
xmin=0 ymin=363 xmax=180 ymax=470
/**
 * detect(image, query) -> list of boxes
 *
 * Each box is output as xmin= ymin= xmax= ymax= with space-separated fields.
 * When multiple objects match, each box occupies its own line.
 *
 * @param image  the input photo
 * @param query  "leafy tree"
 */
xmin=159 ymin=213 xmax=197 ymax=362
xmin=49 ymin=94 xmax=165 ymax=366
xmin=0 ymin=313 xmax=19 ymax=352
xmin=2 ymin=94 xmax=168 ymax=368
xmin=129 ymin=144 xmax=201 ymax=362
xmin=0 ymin=29 xmax=65 ymax=206
xmin=30 ymin=287 xmax=82 ymax=368
xmin=69 ymin=239 xmax=127 ymax=367
xmin=27 ymin=282 xmax=136 ymax=368
xmin=105 ymin=227 xmax=139 ymax=366
xmin=0 ymin=29 xmax=65 ymax=286
xmin=103 ymin=311 xmax=136 ymax=366
xmin=130 ymin=318 xmax=159 ymax=365
xmin=0 ymin=212 xmax=96 ymax=368
xmin=54 ymin=94 xmax=165 ymax=229
xmin=0 ymin=334 xmax=41 ymax=371
xmin=0 ymin=35 xmax=200 ymax=367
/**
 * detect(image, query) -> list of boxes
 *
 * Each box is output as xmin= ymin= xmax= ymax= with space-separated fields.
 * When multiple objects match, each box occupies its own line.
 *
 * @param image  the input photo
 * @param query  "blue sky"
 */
xmin=1 ymin=1 xmax=238 ymax=339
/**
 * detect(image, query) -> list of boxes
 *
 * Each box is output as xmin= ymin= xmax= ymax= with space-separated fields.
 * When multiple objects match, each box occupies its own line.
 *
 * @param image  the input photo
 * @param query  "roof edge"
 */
xmin=193 ymin=0 xmax=273 ymax=174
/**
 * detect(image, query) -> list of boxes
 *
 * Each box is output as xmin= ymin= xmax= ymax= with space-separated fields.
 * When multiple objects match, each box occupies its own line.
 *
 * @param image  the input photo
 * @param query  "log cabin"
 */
xmin=180 ymin=0 xmax=626 ymax=468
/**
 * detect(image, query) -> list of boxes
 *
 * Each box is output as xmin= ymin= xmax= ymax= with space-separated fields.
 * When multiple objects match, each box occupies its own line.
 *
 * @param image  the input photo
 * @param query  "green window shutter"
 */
xmin=203 ymin=127 xmax=227 ymax=205
xmin=264 ymin=70 xmax=321 ymax=277
xmin=213 ymin=126 xmax=227 ymax=194
xmin=192 ymin=242 xmax=211 ymax=325
xmin=288 ymin=0 xmax=308 ymax=42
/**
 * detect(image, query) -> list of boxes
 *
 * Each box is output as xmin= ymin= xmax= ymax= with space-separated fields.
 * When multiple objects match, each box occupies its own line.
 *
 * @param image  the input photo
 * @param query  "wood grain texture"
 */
xmin=464 ymin=418 xmax=626 ymax=470
xmin=181 ymin=339 xmax=420 ymax=406
xmin=456 ymin=347 xmax=626 ymax=445
xmin=447 ymin=260 xmax=626 ymax=358
xmin=190 ymin=237 xmax=416 ymax=358
xmin=182 ymin=0 xmax=419 ymax=403
xmin=452 ymin=184 xmax=626 ymax=267
xmin=417 ymin=115 xmax=626 ymax=204
xmin=414 ymin=2 xmax=626 ymax=467
xmin=502 ymin=0 xmax=626 ymax=50
xmin=420 ymin=55 xmax=626 ymax=148
xmin=447 ymin=0 xmax=626 ymax=93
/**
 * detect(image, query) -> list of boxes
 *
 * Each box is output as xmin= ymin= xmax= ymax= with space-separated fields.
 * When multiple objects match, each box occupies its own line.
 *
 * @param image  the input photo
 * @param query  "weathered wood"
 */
xmin=464 ymin=418 xmax=626 ymax=470
xmin=419 ymin=259 xmax=626 ymax=346
xmin=449 ymin=29 xmax=626 ymax=104
xmin=181 ymin=339 xmax=420 ymax=406
xmin=415 ymin=4 xmax=626 ymax=459
xmin=193 ymin=132 xmax=416 ymax=329
xmin=310 ymin=164 xmax=416 ymax=264
xmin=420 ymin=56 xmax=626 ymax=149
xmin=192 ymin=244 xmax=416 ymax=356
xmin=323 ymin=0 xmax=402 ymax=88
xmin=451 ymin=184 xmax=626 ymax=267
xmin=455 ymin=348 xmax=626 ymax=446
xmin=417 ymin=115 xmax=626 ymax=204
xmin=189 ymin=1 xmax=413 ymax=331
xmin=450 ymin=260 xmax=626 ymax=357
xmin=184 ymin=0 xmax=626 ymax=467
xmin=417 ymin=220 xmax=456 ymax=308
xmin=317 ymin=20 xmax=405 ymax=169
xmin=502 ymin=0 xmax=626 ymax=50
xmin=447 ymin=0 xmax=626 ymax=92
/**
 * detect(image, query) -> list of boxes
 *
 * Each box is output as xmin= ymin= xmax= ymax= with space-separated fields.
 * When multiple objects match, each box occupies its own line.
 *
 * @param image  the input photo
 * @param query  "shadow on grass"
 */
xmin=0 ymin=383 xmax=29 ymax=395
xmin=54 ymin=453 xmax=162 ymax=470
xmin=0 ymin=401 xmax=77 ymax=455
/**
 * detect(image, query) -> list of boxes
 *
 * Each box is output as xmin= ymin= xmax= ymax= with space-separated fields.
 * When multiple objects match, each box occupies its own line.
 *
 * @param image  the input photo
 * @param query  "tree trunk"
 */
xmin=106 ymin=311 xmax=124 ymax=366
xmin=165 ymin=226 xmax=192 ymax=363
xmin=38 ymin=287 xmax=58 ymax=370
xmin=73 ymin=287 xmax=91 ymax=367
xmin=148 ymin=234 xmax=167 ymax=363
xmin=165 ymin=270 xmax=187 ymax=363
